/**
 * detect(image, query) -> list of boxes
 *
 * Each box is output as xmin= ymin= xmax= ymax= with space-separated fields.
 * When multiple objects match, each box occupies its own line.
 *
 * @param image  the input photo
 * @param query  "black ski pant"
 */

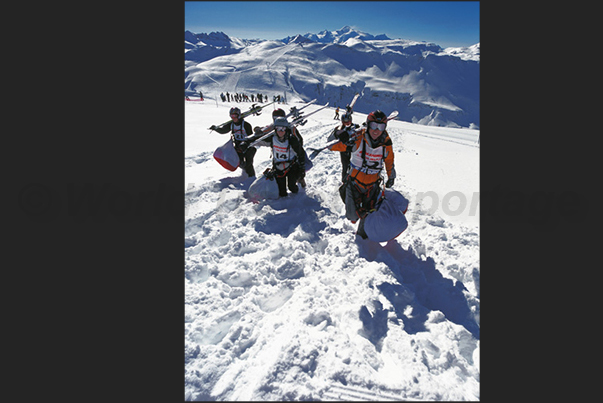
xmin=343 ymin=180 xmax=381 ymax=222
xmin=237 ymin=147 xmax=256 ymax=177
xmin=275 ymin=163 xmax=303 ymax=197
xmin=340 ymin=151 xmax=351 ymax=183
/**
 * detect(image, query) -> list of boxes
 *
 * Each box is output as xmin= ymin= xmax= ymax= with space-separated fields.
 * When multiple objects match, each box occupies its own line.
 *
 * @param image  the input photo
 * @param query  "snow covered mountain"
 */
xmin=281 ymin=25 xmax=391 ymax=44
xmin=185 ymin=27 xmax=479 ymax=128
xmin=440 ymin=43 xmax=480 ymax=62
xmin=185 ymin=30 xmax=262 ymax=63
xmin=185 ymin=101 xmax=480 ymax=400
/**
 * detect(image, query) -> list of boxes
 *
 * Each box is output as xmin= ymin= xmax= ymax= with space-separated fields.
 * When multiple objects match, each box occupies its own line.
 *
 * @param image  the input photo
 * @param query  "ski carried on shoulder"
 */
xmin=252 ymin=98 xmax=318 ymax=137
xmin=308 ymin=110 xmax=398 ymax=160
xmin=345 ymin=92 xmax=360 ymax=114
xmin=208 ymin=101 xmax=276 ymax=131
xmin=326 ymin=92 xmax=361 ymax=142
xmin=247 ymin=103 xmax=329 ymax=148
xmin=290 ymin=102 xmax=329 ymax=127
xmin=287 ymin=98 xmax=317 ymax=119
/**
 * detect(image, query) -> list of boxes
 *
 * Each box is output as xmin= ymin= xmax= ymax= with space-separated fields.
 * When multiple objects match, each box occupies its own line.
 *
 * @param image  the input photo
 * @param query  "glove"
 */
xmin=253 ymin=126 xmax=263 ymax=135
xmin=263 ymin=167 xmax=275 ymax=180
xmin=345 ymin=128 xmax=360 ymax=146
xmin=209 ymin=125 xmax=217 ymax=131
xmin=385 ymin=177 xmax=395 ymax=188
xmin=337 ymin=130 xmax=350 ymax=144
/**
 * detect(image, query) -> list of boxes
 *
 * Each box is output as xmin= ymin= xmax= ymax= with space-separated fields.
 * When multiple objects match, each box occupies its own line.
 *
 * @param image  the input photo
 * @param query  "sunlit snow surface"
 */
xmin=185 ymin=101 xmax=479 ymax=401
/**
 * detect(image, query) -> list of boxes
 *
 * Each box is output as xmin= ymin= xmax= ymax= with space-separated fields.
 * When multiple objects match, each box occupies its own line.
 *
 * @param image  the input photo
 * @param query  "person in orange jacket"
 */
xmin=328 ymin=110 xmax=396 ymax=238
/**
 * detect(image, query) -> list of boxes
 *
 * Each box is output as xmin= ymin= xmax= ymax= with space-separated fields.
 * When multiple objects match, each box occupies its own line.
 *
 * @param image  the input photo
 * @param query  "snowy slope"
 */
xmin=185 ymin=100 xmax=479 ymax=401
xmin=185 ymin=28 xmax=479 ymax=129
xmin=439 ymin=43 xmax=480 ymax=62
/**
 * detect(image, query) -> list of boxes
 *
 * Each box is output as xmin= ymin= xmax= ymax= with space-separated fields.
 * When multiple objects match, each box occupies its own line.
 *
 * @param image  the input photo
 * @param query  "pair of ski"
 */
xmin=287 ymin=98 xmax=317 ymax=120
xmin=251 ymin=98 xmax=318 ymax=137
xmin=208 ymin=98 xmax=319 ymax=132
xmin=307 ymin=110 xmax=399 ymax=160
xmin=208 ymin=101 xmax=277 ymax=132
xmin=346 ymin=92 xmax=360 ymax=115
xmin=325 ymin=92 xmax=360 ymax=143
xmin=246 ymin=102 xmax=330 ymax=148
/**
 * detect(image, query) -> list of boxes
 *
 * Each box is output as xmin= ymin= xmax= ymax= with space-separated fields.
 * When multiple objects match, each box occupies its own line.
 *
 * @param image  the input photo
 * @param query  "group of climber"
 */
xmin=210 ymin=106 xmax=396 ymax=239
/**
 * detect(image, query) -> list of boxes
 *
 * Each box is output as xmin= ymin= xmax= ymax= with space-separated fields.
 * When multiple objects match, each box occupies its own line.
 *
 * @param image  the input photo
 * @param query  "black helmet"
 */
xmin=341 ymin=113 xmax=352 ymax=123
xmin=272 ymin=108 xmax=286 ymax=118
xmin=229 ymin=107 xmax=241 ymax=117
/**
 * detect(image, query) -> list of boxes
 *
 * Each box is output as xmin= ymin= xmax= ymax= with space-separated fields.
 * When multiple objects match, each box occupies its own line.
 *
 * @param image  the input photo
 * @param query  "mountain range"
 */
xmin=281 ymin=25 xmax=392 ymax=44
xmin=185 ymin=26 xmax=479 ymax=128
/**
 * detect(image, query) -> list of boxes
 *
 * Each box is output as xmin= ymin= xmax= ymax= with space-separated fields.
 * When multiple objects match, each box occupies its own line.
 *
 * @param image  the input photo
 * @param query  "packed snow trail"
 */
xmin=265 ymin=42 xmax=297 ymax=68
xmin=185 ymin=101 xmax=479 ymax=401
xmin=221 ymin=70 xmax=241 ymax=93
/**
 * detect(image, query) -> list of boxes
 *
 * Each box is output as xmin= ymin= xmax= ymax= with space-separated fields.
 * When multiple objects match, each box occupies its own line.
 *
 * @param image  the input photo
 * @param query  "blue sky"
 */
xmin=185 ymin=1 xmax=479 ymax=48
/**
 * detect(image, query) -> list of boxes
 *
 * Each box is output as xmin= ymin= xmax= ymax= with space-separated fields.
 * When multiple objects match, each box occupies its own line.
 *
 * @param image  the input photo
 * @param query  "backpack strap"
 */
xmin=350 ymin=136 xmax=385 ymax=187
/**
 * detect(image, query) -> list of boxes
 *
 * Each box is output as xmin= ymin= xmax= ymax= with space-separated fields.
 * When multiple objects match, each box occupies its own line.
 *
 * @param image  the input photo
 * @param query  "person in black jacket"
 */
xmin=243 ymin=117 xmax=305 ymax=197
xmin=329 ymin=113 xmax=360 ymax=182
xmin=253 ymin=108 xmax=307 ymax=188
xmin=209 ymin=107 xmax=257 ymax=177
xmin=253 ymin=108 xmax=304 ymax=146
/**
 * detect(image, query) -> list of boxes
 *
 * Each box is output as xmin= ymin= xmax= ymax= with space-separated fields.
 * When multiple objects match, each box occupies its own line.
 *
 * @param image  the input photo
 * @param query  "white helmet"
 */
xmin=273 ymin=117 xmax=290 ymax=128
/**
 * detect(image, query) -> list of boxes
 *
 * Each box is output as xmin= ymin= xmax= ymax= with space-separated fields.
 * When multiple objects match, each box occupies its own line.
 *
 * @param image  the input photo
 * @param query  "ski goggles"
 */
xmin=368 ymin=122 xmax=386 ymax=131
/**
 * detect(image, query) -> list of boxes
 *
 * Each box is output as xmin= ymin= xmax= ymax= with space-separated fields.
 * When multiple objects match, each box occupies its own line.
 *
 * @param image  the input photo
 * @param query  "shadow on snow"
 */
xmin=251 ymin=191 xmax=332 ymax=244
xmin=355 ymin=237 xmax=479 ymax=350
